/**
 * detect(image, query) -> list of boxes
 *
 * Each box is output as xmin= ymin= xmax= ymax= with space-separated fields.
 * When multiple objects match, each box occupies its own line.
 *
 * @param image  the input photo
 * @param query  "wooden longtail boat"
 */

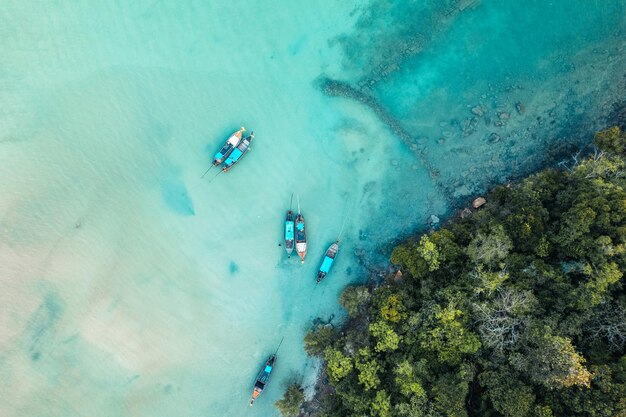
xmin=285 ymin=210 xmax=295 ymax=258
xmin=295 ymin=196 xmax=307 ymax=263
xmin=317 ymin=240 xmax=339 ymax=283
xmin=249 ymin=355 xmax=275 ymax=406
xmin=212 ymin=127 xmax=245 ymax=166
xmin=249 ymin=338 xmax=283 ymax=406
xmin=222 ymin=131 xmax=254 ymax=172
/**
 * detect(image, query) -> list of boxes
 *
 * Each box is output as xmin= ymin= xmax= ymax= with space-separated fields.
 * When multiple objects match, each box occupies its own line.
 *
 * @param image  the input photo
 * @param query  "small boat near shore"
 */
xmin=285 ymin=210 xmax=295 ymax=258
xmin=295 ymin=196 xmax=307 ymax=263
xmin=249 ymin=337 xmax=283 ymax=406
xmin=212 ymin=127 xmax=245 ymax=166
xmin=249 ymin=354 xmax=275 ymax=406
xmin=317 ymin=240 xmax=339 ymax=283
xmin=223 ymin=131 xmax=254 ymax=172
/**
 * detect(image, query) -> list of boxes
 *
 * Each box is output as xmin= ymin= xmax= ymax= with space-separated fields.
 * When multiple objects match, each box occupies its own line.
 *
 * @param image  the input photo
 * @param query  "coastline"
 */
xmin=295 ymin=114 xmax=626 ymax=417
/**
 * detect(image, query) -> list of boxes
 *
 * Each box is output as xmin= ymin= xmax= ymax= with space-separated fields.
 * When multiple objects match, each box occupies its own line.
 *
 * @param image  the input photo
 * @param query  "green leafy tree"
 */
xmin=535 ymin=235 xmax=550 ymax=258
xmin=471 ymin=265 xmax=509 ymax=296
xmin=275 ymin=383 xmax=304 ymax=417
xmin=594 ymin=126 xmax=625 ymax=154
xmin=420 ymin=303 xmax=481 ymax=365
xmin=418 ymin=235 xmax=441 ymax=271
xmin=432 ymin=371 xmax=470 ymax=417
xmin=512 ymin=332 xmax=592 ymax=389
xmin=324 ymin=348 xmax=353 ymax=382
xmin=304 ymin=325 xmax=336 ymax=356
xmin=369 ymin=320 xmax=401 ymax=352
xmin=380 ymin=293 xmax=408 ymax=323
xmin=467 ymin=224 xmax=512 ymax=266
xmin=554 ymin=205 xmax=597 ymax=258
xmin=532 ymin=405 xmax=554 ymax=417
xmin=391 ymin=235 xmax=441 ymax=276
xmin=480 ymin=368 xmax=535 ymax=417
xmin=354 ymin=348 xmax=381 ymax=390
xmin=394 ymin=360 xmax=426 ymax=398
xmin=576 ymin=262 xmax=623 ymax=308
xmin=339 ymin=285 xmax=370 ymax=317
xmin=371 ymin=390 xmax=392 ymax=417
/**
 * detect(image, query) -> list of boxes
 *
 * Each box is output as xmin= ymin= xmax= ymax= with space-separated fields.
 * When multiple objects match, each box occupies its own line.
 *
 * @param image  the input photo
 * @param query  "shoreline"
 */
xmin=295 ymin=107 xmax=626 ymax=416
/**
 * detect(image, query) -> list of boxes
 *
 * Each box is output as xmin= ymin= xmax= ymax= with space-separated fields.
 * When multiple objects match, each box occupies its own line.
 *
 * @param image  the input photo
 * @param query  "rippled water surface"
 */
xmin=1 ymin=1 xmax=625 ymax=416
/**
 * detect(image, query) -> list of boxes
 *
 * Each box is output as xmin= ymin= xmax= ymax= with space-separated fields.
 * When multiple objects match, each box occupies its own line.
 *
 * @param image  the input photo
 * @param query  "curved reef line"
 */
xmin=318 ymin=76 xmax=450 ymax=202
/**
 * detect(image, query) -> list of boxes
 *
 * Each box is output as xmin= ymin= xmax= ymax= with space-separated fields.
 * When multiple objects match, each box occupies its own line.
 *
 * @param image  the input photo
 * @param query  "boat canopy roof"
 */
xmin=285 ymin=223 xmax=294 ymax=240
xmin=225 ymin=148 xmax=243 ymax=165
xmin=320 ymin=256 xmax=334 ymax=273
xmin=265 ymin=365 xmax=272 ymax=373
xmin=214 ymin=151 xmax=224 ymax=160
xmin=227 ymin=135 xmax=239 ymax=146
xmin=296 ymin=222 xmax=304 ymax=231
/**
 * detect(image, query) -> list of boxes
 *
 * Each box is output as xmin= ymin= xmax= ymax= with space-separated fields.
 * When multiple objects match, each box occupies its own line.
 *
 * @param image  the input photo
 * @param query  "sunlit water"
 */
xmin=0 ymin=1 xmax=624 ymax=416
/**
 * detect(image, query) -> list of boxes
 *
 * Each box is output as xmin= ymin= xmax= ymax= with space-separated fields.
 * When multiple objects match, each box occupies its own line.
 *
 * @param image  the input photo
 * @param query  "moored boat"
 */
xmin=285 ymin=210 xmax=295 ymax=258
xmin=295 ymin=196 xmax=307 ymax=263
xmin=249 ymin=354 xmax=276 ymax=406
xmin=222 ymin=131 xmax=254 ymax=172
xmin=213 ymin=127 xmax=245 ymax=166
xmin=317 ymin=241 xmax=339 ymax=283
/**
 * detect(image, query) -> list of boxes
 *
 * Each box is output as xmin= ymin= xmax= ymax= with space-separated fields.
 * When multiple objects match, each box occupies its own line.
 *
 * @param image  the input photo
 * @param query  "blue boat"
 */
xmin=317 ymin=241 xmax=339 ymax=283
xmin=249 ymin=354 xmax=275 ymax=406
xmin=212 ymin=127 xmax=245 ymax=166
xmin=285 ymin=210 xmax=295 ymax=258
xmin=222 ymin=131 xmax=254 ymax=172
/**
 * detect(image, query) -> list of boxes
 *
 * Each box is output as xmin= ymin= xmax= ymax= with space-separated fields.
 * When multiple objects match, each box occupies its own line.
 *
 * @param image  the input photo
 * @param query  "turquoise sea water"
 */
xmin=0 ymin=1 xmax=624 ymax=416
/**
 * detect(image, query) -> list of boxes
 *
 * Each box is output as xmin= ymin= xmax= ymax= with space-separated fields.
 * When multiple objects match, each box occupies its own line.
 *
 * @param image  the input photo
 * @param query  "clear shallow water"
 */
xmin=0 ymin=1 xmax=624 ymax=416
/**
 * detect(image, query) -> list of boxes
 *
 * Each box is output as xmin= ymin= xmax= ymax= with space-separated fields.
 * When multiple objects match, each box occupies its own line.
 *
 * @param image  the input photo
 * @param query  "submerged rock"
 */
xmin=472 ymin=197 xmax=487 ymax=208
xmin=460 ymin=207 xmax=473 ymax=218
xmin=453 ymin=185 xmax=471 ymax=198
xmin=471 ymin=105 xmax=485 ymax=117
xmin=488 ymin=132 xmax=501 ymax=143
xmin=515 ymin=101 xmax=526 ymax=114
xmin=442 ymin=129 xmax=456 ymax=139
xmin=462 ymin=117 xmax=479 ymax=136
xmin=430 ymin=214 xmax=440 ymax=226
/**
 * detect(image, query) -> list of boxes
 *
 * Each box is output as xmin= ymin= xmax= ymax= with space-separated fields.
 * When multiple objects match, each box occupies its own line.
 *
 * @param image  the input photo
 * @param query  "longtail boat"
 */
xmin=249 ymin=355 xmax=275 ymax=406
xmin=285 ymin=210 xmax=295 ymax=258
xmin=213 ymin=127 xmax=245 ymax=166
xmin=317 ymin=240 xmax=339 ymax=283
xmin=295 ymin=196 xmax=307 ymax=263
xmin=249 ymin=338 xmax=283 ymax=406
xmin=222 ymin=131 xmax=254 ymax=172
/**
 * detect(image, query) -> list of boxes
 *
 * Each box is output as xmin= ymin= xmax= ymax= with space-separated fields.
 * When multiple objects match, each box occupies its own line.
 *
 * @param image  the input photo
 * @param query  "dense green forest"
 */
xmin=286 ymin=127 xmax=626 ymax=417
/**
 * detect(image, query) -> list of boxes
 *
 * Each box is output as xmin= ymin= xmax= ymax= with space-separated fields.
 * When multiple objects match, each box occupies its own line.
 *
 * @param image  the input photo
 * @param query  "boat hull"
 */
xmin=223 ymin=132 xmax=254 ymax=172
xmin=317 ymin=241 xmax=339 ymax=283
xmin=212 ymin=127 xmax=244 ymax=166
xmin=285 ymin=210 xmax=295 ymax=257
xmin=249 ymin=355 xmax=276 ymax=406
xmin=295 ymin=214 xmax=307 ymax=263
